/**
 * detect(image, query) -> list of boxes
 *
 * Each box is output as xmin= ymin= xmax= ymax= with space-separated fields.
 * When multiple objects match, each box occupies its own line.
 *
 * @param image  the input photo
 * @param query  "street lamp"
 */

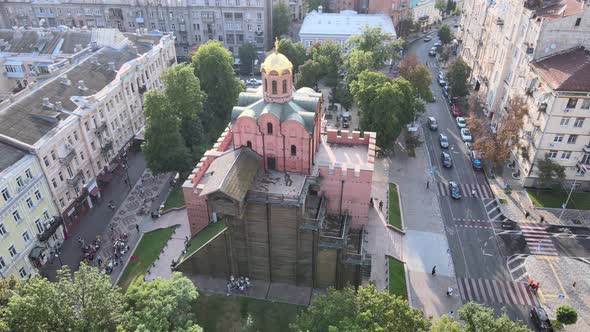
xmin=558 ymin=178 xmax=577 ymax=223
xmin=55 ymin=253 xmax=63 ymax=267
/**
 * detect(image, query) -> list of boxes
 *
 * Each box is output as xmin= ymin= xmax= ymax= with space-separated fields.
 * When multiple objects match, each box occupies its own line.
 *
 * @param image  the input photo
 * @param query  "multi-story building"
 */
xmin=178 ymin=50 xmax=375 ymax=290
xmin=0 ymin=142 xmax=64 ymax=279
xmin=328 ymin=0 xmax=413 ymax=27
xmin=0 ymin=0 xmax=273 ymax=60
xmin=0 ymin=29 xmax=176 ymax=236
xmin=273 ymin=0 xmax=305 ymax=20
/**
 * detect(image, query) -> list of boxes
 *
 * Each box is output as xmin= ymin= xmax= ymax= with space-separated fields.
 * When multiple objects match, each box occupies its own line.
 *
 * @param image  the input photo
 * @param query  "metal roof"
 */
xmin=299 ymin=10 xmax=396 ymax=39
xmin=0 ymin=142 xmax=27 ymax=173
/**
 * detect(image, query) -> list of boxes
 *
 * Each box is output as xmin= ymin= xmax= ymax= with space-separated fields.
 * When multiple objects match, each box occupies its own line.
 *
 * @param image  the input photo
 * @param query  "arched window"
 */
xmin=271 ymin=80 xmax=277 ymax=94
xmin=282 ymin=80 xmax=287 ymax=93
xmin=264 ymin=79 xmax=267 ymax=92
xmin=267 ymin=123 xmax=273 ymax=135
xmin=291 ymin=145 xmax=296 ymax=156
xmin=246 ymin=141 xmax=252 ymax=148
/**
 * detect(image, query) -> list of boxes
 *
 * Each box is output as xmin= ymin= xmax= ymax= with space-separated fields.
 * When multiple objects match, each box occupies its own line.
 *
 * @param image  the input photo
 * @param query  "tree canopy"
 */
xmin=310 ymin=40 xmax=342 ymax=88
xmin=399 ymin=54 xmax=434 ymax=101
xmin=291 ymin=284 xmax=430 ymax=332
xmin=278 ymin=38 xmax=307 ymax=73
xmin=295 ymin=59 xmax=321 ymax=89
xmin=308 ymin=0 xmax=329 ymax=11
xmin=347 ymin=26 xmax=404 ymax=69
xmin=458 ymin=302 xmax=531 ymax=332
xmin=273 ymin=2 xmax=291 ymax=39
xmin=192 ymin=40 xmax=241 ymax=141
xmin=537 ymin=155 xmax=566 ymax=188
xmin=555 ymin=305 xmax=578 ymax=325
xmin=447 ymin=58 xmax=471 ymax=98
xmin=238 ymin=42 xmax=258 ymax=75
xmin=438 ymin=25 xmax=454 ymax=45
xmin=343 ymin=49 xmax=376 ymax=83
xmin=435 ymin=0 xmax=447 ymax=16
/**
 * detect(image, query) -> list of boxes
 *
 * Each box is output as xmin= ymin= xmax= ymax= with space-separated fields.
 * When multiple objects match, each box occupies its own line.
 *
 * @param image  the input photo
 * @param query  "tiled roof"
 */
xmin=0 ymin=142 xmax=26 ymax=173
xmin=0 ymin=30 xmax=91 ymax=54
xmin=530 ymin=47 xmax=590 ymax=92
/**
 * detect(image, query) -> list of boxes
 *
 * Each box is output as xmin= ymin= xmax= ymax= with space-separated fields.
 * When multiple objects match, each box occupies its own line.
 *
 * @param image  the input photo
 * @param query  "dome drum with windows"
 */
xmin=261 ymin=38 xmax=294 ymax=103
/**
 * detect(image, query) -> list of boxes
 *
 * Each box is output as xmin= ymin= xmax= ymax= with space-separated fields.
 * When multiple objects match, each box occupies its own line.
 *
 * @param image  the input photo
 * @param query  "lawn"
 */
xmin=388 ymin=183 xmax=402 ymax=229
xmin=193 ymin=291 xmax=303 ymax=332
xmin=182 ymin=220 xmax=227 ymax=259
xmin=117 ymin=226 xmax=175 ymax=291
xmin=162 ymin=184 xmax=185 ymax=211
xmin=388 ymin=256 xmax=407 ymax=299
xmin=528 ymin=190 xmax=590 ymax=210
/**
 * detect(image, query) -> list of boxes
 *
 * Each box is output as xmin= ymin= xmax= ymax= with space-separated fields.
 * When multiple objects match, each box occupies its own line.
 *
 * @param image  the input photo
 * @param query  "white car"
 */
xmin=456 ymin=117 xmax=467 ymax=128
xmin=461 ymin=128 xmax=473 ymax=142
xmin=246 ymin=78 xmax=262 ymax=86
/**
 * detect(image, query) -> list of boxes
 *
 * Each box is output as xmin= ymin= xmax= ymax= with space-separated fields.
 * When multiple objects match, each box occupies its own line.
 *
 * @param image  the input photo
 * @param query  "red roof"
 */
xmin=534 ymin=0 xmax=585 ymax=20
xmin=530 ymin=47 xmax=590 ymax=92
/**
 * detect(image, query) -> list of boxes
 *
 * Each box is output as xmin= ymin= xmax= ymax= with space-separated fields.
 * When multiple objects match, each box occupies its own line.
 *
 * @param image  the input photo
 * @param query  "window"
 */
xmin=66 ymin=192 xmax=72 ymax=201
xmin=0 ymin=257 xmax=5 ymax=270
xmin=561 ymin=151 xmax=572 ymax=160
xmin=12 ymin=210 xmax=21 ymax=223
xmin=575 ymin=18 xmax=581 ymax=26
xmin=560 ymin=118 xmax=570 ymax=126
xmin=553 ymin=134 xmax=564 ymax=143
xmin=582 ymin=100 xmax=590 ymax=109
xmin=51 ymin=150 xmax=56 ymax=160
xmin=567 ymin=135 xmax=578 ymax=144
xmin=0 ymin=224 xmax=7 ymax=236
xmin=80 ymin=151 xmax=85 ymax=160
xmin=1 ymin=188 xmax=10 ymax=201
xmin=246 ymin=141 xmax=252 ymax=148
xmin=574 ymin=118 xmax=585 ymax=128
xmin=264 ymin=79 xmax=267 ymax=91
xmin=291 ymin=145 xmax=297 ymax=156
xmin=22 ymin=231 xmax=30 ymax=243
xmin=547 ymin=150 xmax=558 ymax=159
xmin=26 ymin=198 xmax=34 ymax=209
xmin=35 ymin=190 xmax=42 ymax=201
xmin=8 ymin=245 xmax=17 ymax=258
xmin=272 ymin=80 xmax=277 ymax=94
xmin=16 ymin=176 xmax=24 ymax=187
xmin=52 ymin=178 xmax=58 ymax=188
xmin=567 ymin=98 xmax=578 ymax=108
xmin=25 ymin=169 xmax=33 ymax=179
xmin=43 ymin=210 xmax=50 ymax=221
xmin=267 ymin=123 xmax=273 ymax=135
xmin=73 ymin=130 xmax=79 ymax=141
xmin=66 ymin=165 xmax=74 ymax=178
xmin=282 ymin=80 xmax=287 ymax=93
xmin=18 ymin=267 xmax=27 ymax=279
xmin=43 ymin=156 xmax=50 ymax=167
xmin=35 ymin=219 xmax=43 ymax=234
xmin=58 ymin=172 xmax=64 ymax=182
xmin=59 ymin=198 xmax=65 ymax=207
xmin=91 ymin=141 xmax=96 ymax=151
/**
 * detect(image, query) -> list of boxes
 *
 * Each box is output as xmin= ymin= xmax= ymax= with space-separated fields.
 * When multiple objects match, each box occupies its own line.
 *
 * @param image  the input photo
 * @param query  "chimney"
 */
xmin=55 ymin=101 xmax=62 ymax=110
xmin=108 ymin=61 xmax=116 ymax=71
xmin=78 ymin=80 xmax=88 ymax=91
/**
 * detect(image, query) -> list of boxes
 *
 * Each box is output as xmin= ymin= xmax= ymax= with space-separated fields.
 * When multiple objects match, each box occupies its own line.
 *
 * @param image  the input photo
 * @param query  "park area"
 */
xmin=528 ymin=190 xmax=590 ymax=210
xmin=389 ymin=183 xmax=402 ymax=229
xmin=388 ymin=256 xmax=408 ymax=299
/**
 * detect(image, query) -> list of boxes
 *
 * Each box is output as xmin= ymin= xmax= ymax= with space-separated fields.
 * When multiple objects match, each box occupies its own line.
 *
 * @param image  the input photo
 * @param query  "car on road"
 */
xmin=470 ymin=150 xmax=483 ymax=170
xmin=428 ymin=47 xmax=437 ymax=56
xmin=451 ymin=104 xmax=462 ymax=117
xmin=438 ymin=72 xmax=445 ymax=80
xmin=245 ymin=78 xmax=262 ymax=86
xmin=460 ymin=128 xmax=473 ymax=142
xmin=449 ymin=181 xmax=462 ymax=199
xmin=424 ymin=35 xmax=432 ymax=42
xmin=442 ymin=86 xmax=449 ymax=98
xmin=438 ymin=77 xmax=446 ymax=86
xmin=530 ymin=306 xmax=554 ymax=332
xmin=441 ymin=152 xmax=453 ymax=168
xmin=464 ymin=142 xmax=473 ymax=154
xmin=456 ymin=117 xmax=467 ymax=128
xmin=449 ymin=96 xmax=460 ymax=106
xmin=434 ymin=41 xmax=442 ymax=47
xmin=439 ymin=134 xmax=449 ymax=148
xmin=428 ymin=117 xmax=438 ymax=131
xmin=500 ymin=219 xmax=517 ymax=230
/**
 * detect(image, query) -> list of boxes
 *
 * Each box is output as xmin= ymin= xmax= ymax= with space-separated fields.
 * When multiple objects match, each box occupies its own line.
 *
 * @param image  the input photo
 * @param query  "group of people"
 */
xmin=79 ymin=236 xmax=101 ymax=263
xmin=226 ymin=275 xmax=251 ymax=295
xmin=528 ymin=279 xmax=541 ymax=292
xmin=369 ymin=197 xmax=384 ymax=211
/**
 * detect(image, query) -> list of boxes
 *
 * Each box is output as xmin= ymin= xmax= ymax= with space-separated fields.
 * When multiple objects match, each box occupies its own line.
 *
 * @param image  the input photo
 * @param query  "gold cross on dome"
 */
xmin=275 ymin=37 xmax=279 ymax=53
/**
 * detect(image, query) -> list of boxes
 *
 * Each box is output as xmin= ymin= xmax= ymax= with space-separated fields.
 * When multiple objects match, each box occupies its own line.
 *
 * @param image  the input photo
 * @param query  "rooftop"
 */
xmin=299 ymin=10 xmax=396 ymax=38
xmin=529 ymin=0 xmax=585 ymax=19
xmin=0 ymin=29 xmax=91 ymax=55
xmin=249 ymin=170 xmax=307 ymax=198
xmin=315 ymin=135 xmax=372 ymax=171
xmin=530 ymin=46 xmax=590 ymax=92
xmin=0 ymin=142 xmax=26 ymax=173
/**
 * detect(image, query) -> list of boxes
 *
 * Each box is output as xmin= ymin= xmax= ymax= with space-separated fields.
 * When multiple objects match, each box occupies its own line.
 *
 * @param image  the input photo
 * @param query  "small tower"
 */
xmin=260 ymin=38 xmax=294 ymax=103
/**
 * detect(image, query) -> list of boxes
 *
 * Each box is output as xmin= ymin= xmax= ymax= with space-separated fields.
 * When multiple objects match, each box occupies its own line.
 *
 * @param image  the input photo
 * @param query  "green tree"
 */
xmin=447 ymin=58 xmax=471 ymax=98
xmin=397 ymin=17 xmax=416 ymax=38
xmin=273 ymin=2 xmax=291 ymax=39
xmin=435 ymin=0 xmax=447 ymax=17
xmin=350 ymin=71 xmax=423 ymax=148
xmin=192 ymin=40 xmax=241 ymax=140
xmin=238 ymin=42 xmax=258 ymax=75
xmin=438 ymin=25 xmax=454 ymax=45
xmin=537 ymin=155 xmax=566 ymax=188
xmin=343 ymin=49 xmax=375 ymax=83
xmin=458 ymin=302 xmax=531 ymax=332
xmin=310 ymin=40 xmax=342 ymax=88
xmin=5 ymin=264 xmax=125 ymax=332
xmin=278 ymin=38 xmax=307 ymax=73
xmin=430 ymin=315 xmax=462 ymax=332
xmin=308 ymin=0 xmax=329 ymax=11
xmin=347 ymin=26 xmax=404 ymax=69
xmin=555 ymin=305 xmax=578 ymax=325
xmin=399 ymin=54 xmax=433 ymax=101
xmin=295 ymin=59 xmax=321 ymax=89
xmin=335 ymin=83 xmax=353 ymax=111
xmin=162 ymin=63 xmax=207 ymax=159
xmin=142 ymin=90 xmax=191 ymax=174
xmin=291 ymin=284 xmax=430 ymax=332
xmin=446 ymin=0 xmax=457 ymax=14
xmin=124 ymin=273 xmax=202 ymax=332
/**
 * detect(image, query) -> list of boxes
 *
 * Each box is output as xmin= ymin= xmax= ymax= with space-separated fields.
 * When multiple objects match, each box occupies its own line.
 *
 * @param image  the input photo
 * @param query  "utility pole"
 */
xmin=558 ymin=178 xmax=577 ymax=223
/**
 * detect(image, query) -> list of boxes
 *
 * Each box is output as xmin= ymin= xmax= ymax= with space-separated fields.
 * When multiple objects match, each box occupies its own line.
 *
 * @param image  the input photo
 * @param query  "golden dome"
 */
xmin=261 ymin=39 xmax=293 ymax=74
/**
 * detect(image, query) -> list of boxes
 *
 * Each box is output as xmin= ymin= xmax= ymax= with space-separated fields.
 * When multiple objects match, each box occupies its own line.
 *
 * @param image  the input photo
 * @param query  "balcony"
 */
xmin=168 ymin=58 xmax=176 ymax=67
xmin=538 ymin=102 xmax=547 ymax=113
xmin=584 ymin=144 xmax=590 ymax=153
xmin=94 ymin=121 xmax=107 ymax=135
xmin=67 ymin=170 xmax=83 ymax=186
xmin=101 ymin=141 xmax=113 ymax=156
xmin=495 ymin=18 xmax=504 ymax=26
xmin=138 ymin=84 xmax=147 ymax=95
xmin=59 ymin=147 xmax=76 ymax=165
xmin=37 ymin=216 xmax=63 ymax=242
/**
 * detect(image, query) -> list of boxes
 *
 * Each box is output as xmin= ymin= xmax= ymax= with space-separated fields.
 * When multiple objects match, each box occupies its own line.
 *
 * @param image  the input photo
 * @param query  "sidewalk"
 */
xmin=389 ymin=136 xmax=462 ymax=317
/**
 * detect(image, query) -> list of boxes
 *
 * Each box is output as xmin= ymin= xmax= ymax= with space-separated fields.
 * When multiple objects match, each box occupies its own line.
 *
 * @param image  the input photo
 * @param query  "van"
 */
xmin=428 ymin=117 xmax=438 ymax=130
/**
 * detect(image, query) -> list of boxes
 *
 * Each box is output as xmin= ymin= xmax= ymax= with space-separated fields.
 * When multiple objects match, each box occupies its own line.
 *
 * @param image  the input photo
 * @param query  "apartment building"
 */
xmin=0 ymin=29 xmax=176 ymax=236
xmin=328 ymin=0 xmax=413 ymax=26
xmin=0 ymin=0 xmax=273 ymax=60
xmin=0 ymin=143 xmax=64 ymax=279
xmin=273 ymin=0 xmax=305 ymax=20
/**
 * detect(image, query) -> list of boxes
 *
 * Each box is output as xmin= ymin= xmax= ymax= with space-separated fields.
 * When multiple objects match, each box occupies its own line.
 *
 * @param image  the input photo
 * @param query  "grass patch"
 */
xmin=388 ymin=183 xmax=402 ymax=229
xmin=528 ymin=190 xmax=590 ymax=210
xmin=117 ymin=226 xmax=175 ymax=291
xmin=162 ymin=184 xmax=185 ymax=211
xmin=499 ymin=198 xmax=507 ymax=204
xmin=193 ymin=291 xmax=303 ymax=332
xmin=388 ymin=257 xmax=407 ymax=299
xmin=182 ymin=221 xmax=227 ymax=259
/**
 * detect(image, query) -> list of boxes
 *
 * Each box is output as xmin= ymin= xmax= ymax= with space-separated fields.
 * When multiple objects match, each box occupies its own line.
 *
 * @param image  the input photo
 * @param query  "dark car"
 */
xmin=530 ymin=307 xmax=554 ymax=332
xmin=441 ymin=152 xmax=453 ymax=168
xmin=449 ymin=181 xmax=461 ymax=199
xmin=470 ymin=151 xmax=483 ymax=170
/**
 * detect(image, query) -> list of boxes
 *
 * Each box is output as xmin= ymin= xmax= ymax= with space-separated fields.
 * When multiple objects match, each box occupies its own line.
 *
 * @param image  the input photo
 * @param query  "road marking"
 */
xmin=458 ymin=277 xmax=539 ymax=306
xmin=545 ymin=257 xmax=568 ymax=299
xmin=520 ymin=224 xmax=558 ymax=256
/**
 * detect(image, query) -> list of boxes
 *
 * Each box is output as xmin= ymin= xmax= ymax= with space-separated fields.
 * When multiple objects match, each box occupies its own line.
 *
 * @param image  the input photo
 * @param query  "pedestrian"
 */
xmin=370 ymin=197 xmax=374 ymax=207
xmin=525 ymin=211 xmax=530 ymax=219
xmin=471 ymin=189 xmax=476 ymax=196
xmin=426 ymin=180 xmax=430 ymax=189
xmin=527 ymin=279 xmax=534 ymax=289
xmin=573 ymin=281 xmax=576 ymax=288
xmin=540 ymin=216 xmax=545 ymax=223
xmin=446 ymin=287 xmax=453 ymax=296
xmin=379 ymin=201 xmax=383 ymax=211
xmin=432 ymin=265 xmax=437 ymax=275
xmin=533 ymin=282 xmax=540 ymax=292
xmin=226 ymin=282 xmax=231 ymax=295
xmin=135 ymin=224 xmax=140 ymax=232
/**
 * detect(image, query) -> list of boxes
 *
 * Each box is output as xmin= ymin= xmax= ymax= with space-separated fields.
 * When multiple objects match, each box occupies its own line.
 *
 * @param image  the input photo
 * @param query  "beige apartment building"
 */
xmin=0 ymin=29 xmax=176 ymax=235
xmin=0 ymin=0 xmax=273 ymax=60
xmin=458 ymin=0 xmax=590 ymax=188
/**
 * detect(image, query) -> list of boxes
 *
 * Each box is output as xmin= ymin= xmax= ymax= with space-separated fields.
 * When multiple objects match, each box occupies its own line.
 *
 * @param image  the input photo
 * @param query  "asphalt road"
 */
xmin=407 ymin=32 xmax=533 ymax=323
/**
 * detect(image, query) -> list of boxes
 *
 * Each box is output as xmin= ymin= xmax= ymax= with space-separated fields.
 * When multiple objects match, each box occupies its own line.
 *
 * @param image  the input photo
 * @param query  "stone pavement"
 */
xmin=389 ymin=135 xmax=462 ymax=317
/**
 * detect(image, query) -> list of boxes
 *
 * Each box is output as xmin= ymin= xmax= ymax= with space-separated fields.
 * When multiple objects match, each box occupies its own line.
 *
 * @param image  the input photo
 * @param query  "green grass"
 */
xmin=388 ymin=257 xmax=407 ymax=299
xmin=528 ymin=190 xmax=590 ymax=210
xmin=162 ymin=184 xmax=185 ymax=211
xmin=388 ymin=183 xmax=402 ymax=229
xmin=117 ymin=226 xmax=175 ymax=291
xmin=182 ymin=221 xmax=227 ymax=259
xmin=193 ymin=291 xmax=303 ymax=332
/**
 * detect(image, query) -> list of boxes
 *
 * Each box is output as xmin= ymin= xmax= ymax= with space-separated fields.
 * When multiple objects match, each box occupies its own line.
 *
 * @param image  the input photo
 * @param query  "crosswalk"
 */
xmin=457 ymin=277 xmax=540 ymax=306
xmin=521 ymin=224 xmax=558 ymax=256
xmin=453 ymin=218 xmax=491 ymax=229
xmin=437 ymin=182 xmax=494 ymax=199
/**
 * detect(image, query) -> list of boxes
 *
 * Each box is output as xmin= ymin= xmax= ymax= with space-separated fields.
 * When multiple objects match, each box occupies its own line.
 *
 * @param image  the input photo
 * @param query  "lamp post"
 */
xmin=558 ymin=178 xmax=577 ymax=224
xmin=55 ymin=253 xmax=63 ymax=267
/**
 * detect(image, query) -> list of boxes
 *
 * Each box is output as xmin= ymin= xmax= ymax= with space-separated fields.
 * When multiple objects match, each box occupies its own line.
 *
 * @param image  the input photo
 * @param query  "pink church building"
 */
xmin=179 ymin=49 xmax=376 ymax=289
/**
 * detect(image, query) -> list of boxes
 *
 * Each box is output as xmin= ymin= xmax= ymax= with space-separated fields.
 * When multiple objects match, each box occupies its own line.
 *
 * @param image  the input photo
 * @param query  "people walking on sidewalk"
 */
xmin=135 ymin=224 xmax=140 ymax=232
xmin=432 ymin=266 xmax=437 ymax=275
xmin=379 ymin=200 xmax=384 ymax=211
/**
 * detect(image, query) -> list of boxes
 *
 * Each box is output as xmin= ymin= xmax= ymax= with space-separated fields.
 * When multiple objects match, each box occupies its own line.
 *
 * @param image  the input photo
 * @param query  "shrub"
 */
xmin=556 ymin=305 xmax=578 ymax=325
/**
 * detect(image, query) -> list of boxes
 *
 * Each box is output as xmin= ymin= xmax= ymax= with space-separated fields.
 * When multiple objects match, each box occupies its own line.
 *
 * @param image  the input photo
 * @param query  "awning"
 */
xmin=3 ymin=60 xmax=23 ymax=66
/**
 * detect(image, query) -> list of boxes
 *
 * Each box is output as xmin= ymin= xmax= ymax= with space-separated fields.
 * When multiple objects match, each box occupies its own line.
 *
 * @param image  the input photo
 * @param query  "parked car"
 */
xmin=439 ymin=134 xmax=449 ymax=148
xmin=464 ymin=142 xmax=473 ymax=154
xmin=449 ymin=181 xmax=462 ymax=199
xmin=442 ymin=86 xmax=449 ymax=98
xmin=461 ymin=128 xmax=473 ymax=142
xmin=438 ymin=72 xmax=445 ymax=80
xmin=451 ymin=104 xmax=462 ymax=117
xmin=530 ymin=307 xmax=554 ymax=332
xmin=428 ymin=47 xmax=437 ymax=56
xmin=456 ymin=117 xmax=467 ymax=128
xmin=428 ymin=117 xmax=438 ymax=131
xmin=246 ymin=78 xmax=262 ymax=86
xmin=441 ymin=152 xmax=453 ymax=168
xmin=449 ymin=96 xmax=460 ymax=106
xmin=424 ymin=35 xmax=432 ymax=42
xmin=470 ymin=150 xmax=483 ymax=170
xmin=434 ymin=41 xmax=442 ymax=47
xmin=438 ymin=77 xmax=447 ymax=86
